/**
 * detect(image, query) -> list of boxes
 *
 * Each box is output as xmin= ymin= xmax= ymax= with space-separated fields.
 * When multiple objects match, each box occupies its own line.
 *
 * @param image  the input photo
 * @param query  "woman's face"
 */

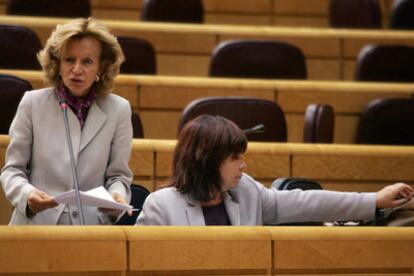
xmin=219 ymin=153 xmax=247 ymax=191
xmin=59 ymin=36 xmax=102 ymax=97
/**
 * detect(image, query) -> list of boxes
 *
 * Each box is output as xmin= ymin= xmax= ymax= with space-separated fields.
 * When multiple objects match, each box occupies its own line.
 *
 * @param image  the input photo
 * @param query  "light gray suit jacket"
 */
xmin=136 ymin=174 xmax=376 ymax=225
xmin=1 ymin=88 xmax=133 ymax=225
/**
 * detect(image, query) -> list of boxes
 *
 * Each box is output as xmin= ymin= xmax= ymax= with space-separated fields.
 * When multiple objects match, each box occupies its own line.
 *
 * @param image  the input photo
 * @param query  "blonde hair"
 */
xmin=37 ymin=17 xmax=124 ymax=95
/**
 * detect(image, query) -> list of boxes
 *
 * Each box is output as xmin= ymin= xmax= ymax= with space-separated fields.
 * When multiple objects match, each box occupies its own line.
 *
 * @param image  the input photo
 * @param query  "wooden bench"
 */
xmin=2 ymin=69 xmax=413 ymax=143
xmin=0 ymin=226 xmax=413 ymax=275
xmin=0 ymin=0 xmax=395 ymax=28
xmin=0 ymin=226 xmax=126 ymax=275
xmin=0 ymin=15 xmax=414 ymax=80
xmin=1 ymin=135 xmax=413 ymax=224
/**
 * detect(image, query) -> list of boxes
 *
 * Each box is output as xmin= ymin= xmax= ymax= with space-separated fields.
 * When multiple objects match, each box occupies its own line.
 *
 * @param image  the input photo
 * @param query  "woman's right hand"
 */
xmin=27 ymin=189 xmax=58 ymax=214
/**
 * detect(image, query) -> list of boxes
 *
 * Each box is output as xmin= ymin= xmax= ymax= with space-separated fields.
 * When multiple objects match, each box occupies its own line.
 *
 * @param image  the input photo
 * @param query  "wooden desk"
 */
xmin=0 ymin=15 xmax=413 ymax=80
xmin=2 ymin=69 xmax=413 ymax=143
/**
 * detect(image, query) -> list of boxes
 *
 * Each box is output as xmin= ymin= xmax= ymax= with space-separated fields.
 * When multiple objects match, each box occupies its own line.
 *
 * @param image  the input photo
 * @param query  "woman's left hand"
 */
xmin=376 ymin=183 xmax=414 ymax=209
xmin=99 ymin=192 xmax=133 ymax=217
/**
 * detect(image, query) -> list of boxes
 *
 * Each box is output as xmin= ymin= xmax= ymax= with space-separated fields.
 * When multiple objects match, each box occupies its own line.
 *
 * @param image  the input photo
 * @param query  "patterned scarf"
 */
xmin=56 ymin=82 xmax=97 ymax=129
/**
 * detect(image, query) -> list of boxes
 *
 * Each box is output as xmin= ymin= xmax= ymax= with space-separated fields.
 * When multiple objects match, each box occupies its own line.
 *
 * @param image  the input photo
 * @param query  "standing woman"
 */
xmin=136 ymin=115 xmax=413 ymax=225
xmin=1 ymin=18 xmax=133 ymax=225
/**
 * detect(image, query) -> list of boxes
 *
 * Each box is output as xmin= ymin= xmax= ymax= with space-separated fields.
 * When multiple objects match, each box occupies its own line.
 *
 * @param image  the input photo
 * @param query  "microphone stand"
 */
xmin=59 ymin=100 xmax=85 ymax=225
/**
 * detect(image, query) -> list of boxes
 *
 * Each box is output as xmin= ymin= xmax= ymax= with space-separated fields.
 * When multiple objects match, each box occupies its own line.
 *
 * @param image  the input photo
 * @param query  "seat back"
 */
xmin=356 ymin=98 xmax=414 ymax=145
xmin=329 ymin=0 xmax=382 ymax=28
xmin=0 ymin=74 xmax=33 ymax=134
xmin=131 ymin=111 xmax=145 ymax=138
xmin=209 ymin=40 xmax=306 ymax=80
xmin=6 ymin=0 xmax=90 ymax=17
xmin=178 ymin=96 xmax=287 ymax=142
xmin=303 ymin=104 xmax=335 ymax=143
xmin=390 ymin=0 xmax=414 ymax=29
xmin=141 ymin=0 xmax=203 ymax=23
xmin=115 ymin=184 xmax=150 ymax=225
xmin=0 ymin=25 xmax=42 ymax=70
xmin=118 ymin=36 xmax=156 ymax=74
xmin=355 ymin=45 xmax=414 ymax=82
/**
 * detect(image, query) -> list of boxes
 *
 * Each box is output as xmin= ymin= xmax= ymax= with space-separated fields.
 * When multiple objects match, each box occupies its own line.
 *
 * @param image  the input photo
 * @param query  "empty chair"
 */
xmin=329 ymin=0 xmax=382 ymax=28
xmin=117 ymin=36 xmax=156 ymax=74
xmin=303 ymin=104 xmax=335 ymax=143
xmin=209 ymin=40 xmax=307 ymax=80
xmin=355 ymin=45 xmax=414 ymax=82
xmin=178 ymin=96 xmax=287 ymax=142
xmin=141 ymin=0 xmax=203 ymax=23
xmin=131 ymin=111 xmax=145 ymax=138
xmin=356 ymin=98 xmax=414 ymax=145
xmin=116 ymin=183 xmax=150 ymax=225
xmin=390 ymin=0 xmax=414 ymax=30
xmin=0 ymin=74 xmax=33 ymax=134
xmin=6 ymin=0 xmax=90 ymax=18
xmin=0 ymin=25 xmax=42 ymax=70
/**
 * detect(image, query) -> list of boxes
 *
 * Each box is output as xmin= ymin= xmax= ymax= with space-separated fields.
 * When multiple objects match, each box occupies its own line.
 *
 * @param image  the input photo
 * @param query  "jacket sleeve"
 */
xmin=260 ymin=182 xmax=377 ymax=224
xmin=1 ymin=93 xmax=35 ymax=214
xmin=104 ymin=98 xmax=133 ymax=204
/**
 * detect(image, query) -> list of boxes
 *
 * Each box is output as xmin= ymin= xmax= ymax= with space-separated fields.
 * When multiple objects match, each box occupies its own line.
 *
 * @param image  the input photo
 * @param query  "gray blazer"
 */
xmin=1 ymin=88 xmax=133 ymax=225
xmin=136 ymin=174 xmax=376 ymax=225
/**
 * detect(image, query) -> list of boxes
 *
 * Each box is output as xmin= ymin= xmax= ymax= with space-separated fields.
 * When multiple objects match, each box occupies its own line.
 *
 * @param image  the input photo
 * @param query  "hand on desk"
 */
xmin=376 ymin=183 xmax=414 ymax=209
xmin=27 ymin=188 xmax=58 ymax=214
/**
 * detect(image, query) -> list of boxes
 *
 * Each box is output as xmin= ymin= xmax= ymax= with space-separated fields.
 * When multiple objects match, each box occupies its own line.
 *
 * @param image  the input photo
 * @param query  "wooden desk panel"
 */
xmin=0 ymin=226 xmax=126 ymax=274
xmin=1 ymin=16 xmax=414 ymax=80
xmin=270 ymin=227 xmax=414 ymax=275
xmin=124 ymin=226 xmax=272 ymax=274
xmin=1 ymin=70 xmax=413 ymax=143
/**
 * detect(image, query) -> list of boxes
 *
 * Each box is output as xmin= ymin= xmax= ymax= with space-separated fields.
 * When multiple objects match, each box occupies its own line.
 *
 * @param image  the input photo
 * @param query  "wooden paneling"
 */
xmin=1 ymin=70 xmax=413 ymax=142
xmin=1 ymin=16 xmax=414 ymax=80
xmin=0 ymin=226 xmax=126 ymax=274
xmin=270 ymin=227 xmax=414 ymax=275
xmin=125 ymin=226 xmax=272 ymax=274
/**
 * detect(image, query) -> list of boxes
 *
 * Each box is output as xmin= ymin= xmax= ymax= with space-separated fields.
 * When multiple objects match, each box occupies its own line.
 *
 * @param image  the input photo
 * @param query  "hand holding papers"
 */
xmin=54 ymin=186 xmax=133 ymax=211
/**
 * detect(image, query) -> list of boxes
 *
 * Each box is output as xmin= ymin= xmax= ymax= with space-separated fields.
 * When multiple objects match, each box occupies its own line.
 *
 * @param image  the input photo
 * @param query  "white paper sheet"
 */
xmin=53 ymin=186 xmax=133 ymax=210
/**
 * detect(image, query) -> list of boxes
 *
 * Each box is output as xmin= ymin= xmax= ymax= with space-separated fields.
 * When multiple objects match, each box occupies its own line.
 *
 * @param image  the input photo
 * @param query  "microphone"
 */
xmin=58 ymin=96 xmax=86 ymax=225
xmin=243 ymin=124 xmax=265 ymax=135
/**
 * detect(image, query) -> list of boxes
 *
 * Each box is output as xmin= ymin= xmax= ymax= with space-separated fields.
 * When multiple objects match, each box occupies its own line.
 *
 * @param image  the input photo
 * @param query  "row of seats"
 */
xmin=4 ymin=0 xmax=414 ymax=30
xmin=0 ymin=73 xmax=331 ymax=143
xmin=3 ymin=72 xmax=413 ymax=146
xmin=2 ymin=23 xmax=414 ymax=83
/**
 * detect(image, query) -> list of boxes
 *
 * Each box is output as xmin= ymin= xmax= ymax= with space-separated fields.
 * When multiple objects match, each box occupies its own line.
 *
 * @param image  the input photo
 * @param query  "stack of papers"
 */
xmin=53 ymin=186 xmax=133 ymax=210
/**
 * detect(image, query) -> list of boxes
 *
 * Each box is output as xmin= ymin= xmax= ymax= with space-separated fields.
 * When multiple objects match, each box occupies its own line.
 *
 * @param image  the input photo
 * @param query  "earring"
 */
xmin=95 ymin=75 xmax=100 ymax=82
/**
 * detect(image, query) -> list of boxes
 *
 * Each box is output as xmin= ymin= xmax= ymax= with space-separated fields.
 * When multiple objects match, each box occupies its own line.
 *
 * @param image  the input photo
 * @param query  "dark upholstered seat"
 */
xmin=117 ymin=36 xmax=156 ymax=75
xmin=356 ymin=98 xmax=414 ymax=145
xmin=390 ymin=0 xmax=414 ymax=29
xmin=141 ymin=0 xmax=203 ymax=23
xmin=329 ymin=0 xmax=381 ymax=28
xmin=6 ymin=0 xmax=90 ymax=17
xmin=131 ymin=111 xmax=145 ymax=138
xmin=209 ymin=40 xmax=306 ymax=80
xmin=0 ymin=74 xmax=33 ymax=134
xmin=115 ymin=183 xmax=150 ymax=225
xmin=0 ymin=25 xmax=42 ymax=70
xmin=303 ymin=104 xmax=335 ymax=143
xmin=178 ymin=96 xmax=287 ymax=142
xmin=355 ymin=45 xmax=414 ymax=82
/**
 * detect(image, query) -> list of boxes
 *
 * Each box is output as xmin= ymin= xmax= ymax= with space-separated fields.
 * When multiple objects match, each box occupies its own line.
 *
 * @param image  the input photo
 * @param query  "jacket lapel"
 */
xmin=184 ymin=194 xmax=206 ymax=225
xmin=79 ymin=102 xmax=107 ymax=153
xmin=224 ymin=192 xmax=241 ymax=225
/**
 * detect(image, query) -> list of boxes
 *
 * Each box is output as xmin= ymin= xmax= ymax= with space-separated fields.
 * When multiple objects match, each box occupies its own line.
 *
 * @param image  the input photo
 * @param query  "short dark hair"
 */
xmin=169 ymin=115 xmax=247 ymax=201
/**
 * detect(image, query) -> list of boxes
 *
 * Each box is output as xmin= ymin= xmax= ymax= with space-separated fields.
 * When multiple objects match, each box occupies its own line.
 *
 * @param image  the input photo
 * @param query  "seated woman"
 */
xmin=136 ymin=115 xmax=413 ymax=226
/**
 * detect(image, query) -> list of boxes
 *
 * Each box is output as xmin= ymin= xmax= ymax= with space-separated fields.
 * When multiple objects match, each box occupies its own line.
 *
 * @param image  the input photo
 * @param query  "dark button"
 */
xmin=72 ymin=211 xmax=78 ymax=218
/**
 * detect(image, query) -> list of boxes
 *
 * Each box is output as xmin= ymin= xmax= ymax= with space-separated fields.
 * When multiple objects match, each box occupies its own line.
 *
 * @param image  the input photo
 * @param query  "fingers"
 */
xmin=27 ymin=189 xmax=58 ymax=213
xmin=112 ymin=192 xmax=133 ymax=217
